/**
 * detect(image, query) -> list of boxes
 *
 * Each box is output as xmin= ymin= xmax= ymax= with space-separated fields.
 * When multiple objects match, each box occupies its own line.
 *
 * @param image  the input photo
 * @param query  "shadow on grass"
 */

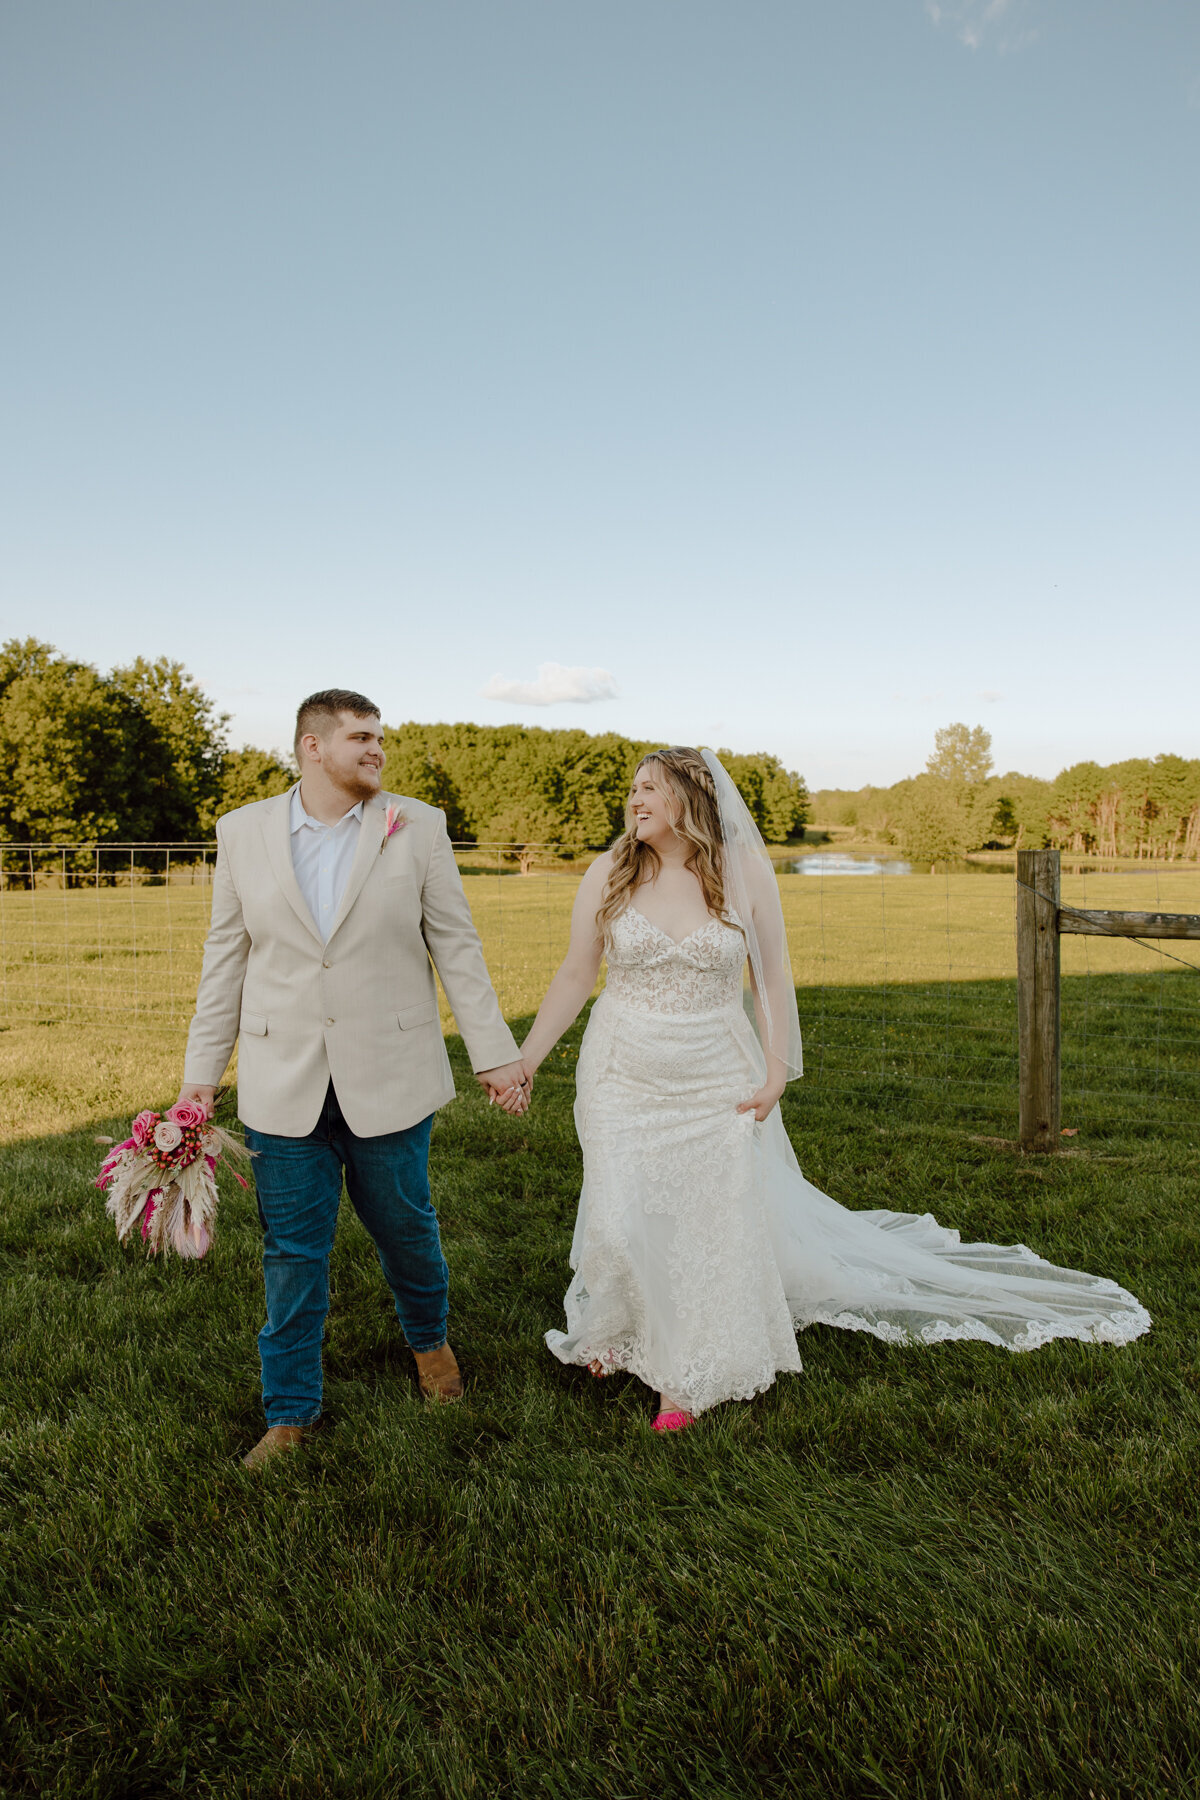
xmin=794 ymin=971 xmax=1200 ymax=1141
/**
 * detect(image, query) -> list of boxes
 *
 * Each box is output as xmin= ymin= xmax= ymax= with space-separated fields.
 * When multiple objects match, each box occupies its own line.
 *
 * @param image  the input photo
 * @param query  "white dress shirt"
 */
xmin=289 ymin=786 xmax=363 ymax=942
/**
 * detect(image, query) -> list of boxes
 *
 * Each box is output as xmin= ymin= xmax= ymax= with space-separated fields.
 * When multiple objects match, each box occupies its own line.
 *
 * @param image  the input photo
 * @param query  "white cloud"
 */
xmin=925 ymin=0 xmax=1039 ymax=53
xmin=480 ymin=662 xmax=619 ymax=707
xmin=977 ymin=689 xmax=1004 ymax=704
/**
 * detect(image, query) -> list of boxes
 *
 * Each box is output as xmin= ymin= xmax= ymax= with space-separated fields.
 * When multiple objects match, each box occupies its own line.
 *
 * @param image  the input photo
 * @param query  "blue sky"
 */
xmin=2 ymin=1 xmax=1196 ymax=788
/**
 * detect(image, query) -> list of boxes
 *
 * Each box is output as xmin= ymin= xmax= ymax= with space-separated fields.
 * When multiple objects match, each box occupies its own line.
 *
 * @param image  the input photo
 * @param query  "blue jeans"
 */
xmin=245 ymin=1084 xmax=446 ymax=1427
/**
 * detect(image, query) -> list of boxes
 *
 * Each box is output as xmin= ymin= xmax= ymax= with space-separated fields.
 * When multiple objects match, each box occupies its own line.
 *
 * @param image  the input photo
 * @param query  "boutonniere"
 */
xmin=380 ymin=802 xmax=406 ymax=853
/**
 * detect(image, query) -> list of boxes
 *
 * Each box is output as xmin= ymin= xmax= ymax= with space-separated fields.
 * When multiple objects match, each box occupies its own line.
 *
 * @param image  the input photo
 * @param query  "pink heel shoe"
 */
xmin=652 ymin=1410 xmax=695 ymax=1432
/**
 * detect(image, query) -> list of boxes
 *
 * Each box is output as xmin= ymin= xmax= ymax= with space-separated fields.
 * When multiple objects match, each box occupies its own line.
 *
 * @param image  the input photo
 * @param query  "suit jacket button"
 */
xmin=322 ymin=960 xmax=331 ymax=968
xmin=325 ymin=1017 xmax=335 ymax=1026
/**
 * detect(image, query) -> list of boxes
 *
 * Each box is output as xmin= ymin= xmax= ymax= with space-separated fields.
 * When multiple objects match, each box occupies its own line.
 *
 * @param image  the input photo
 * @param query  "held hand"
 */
xmin=174 ymin=1084 xmax=217 ymax=1120
xmin=506 ymin=1056 xmax=538 ymax=1114
xmin=736 ymin=1079 xmax=785 ymax=1124
xmin=477 ymin=1060 xmax=532 ymax=1116
xmin=493 ymin=1055 xmax=537 ymax=1115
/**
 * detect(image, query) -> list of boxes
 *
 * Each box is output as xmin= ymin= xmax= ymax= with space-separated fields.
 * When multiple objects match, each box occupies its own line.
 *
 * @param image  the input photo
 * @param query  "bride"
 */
xmin=503 ymin=747 xmax=1150 ymax=1431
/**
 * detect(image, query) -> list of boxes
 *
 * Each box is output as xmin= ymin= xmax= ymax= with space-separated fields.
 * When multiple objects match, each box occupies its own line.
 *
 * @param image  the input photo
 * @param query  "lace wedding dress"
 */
xmin=545 ymin=907 xmax=1151 ymax=1415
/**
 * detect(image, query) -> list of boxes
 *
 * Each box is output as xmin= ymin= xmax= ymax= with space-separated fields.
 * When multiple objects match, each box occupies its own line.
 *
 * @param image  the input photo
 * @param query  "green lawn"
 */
xmin=2 ymin=864 xmax=1198 ymax=1141
xmin=1 ymin=873 xmax=1198 ymax=1797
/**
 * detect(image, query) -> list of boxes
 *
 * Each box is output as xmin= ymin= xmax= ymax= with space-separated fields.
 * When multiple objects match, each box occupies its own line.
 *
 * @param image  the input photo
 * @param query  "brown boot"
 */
xmin=241 ymin=1424 xmax=316 ymax=1469
xmin=412 ymin=1341 xmax=464 ymax=1402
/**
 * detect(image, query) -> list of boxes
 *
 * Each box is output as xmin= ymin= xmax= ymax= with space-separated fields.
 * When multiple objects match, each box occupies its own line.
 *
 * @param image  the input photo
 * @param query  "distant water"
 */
xmin=784 ymin=853 xmax=911 ymax=877
xmin=781 ymin=852 xmax=1015 ymax=877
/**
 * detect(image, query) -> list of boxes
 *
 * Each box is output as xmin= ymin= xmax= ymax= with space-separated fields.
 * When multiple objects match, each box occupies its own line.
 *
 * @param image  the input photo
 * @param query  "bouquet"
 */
xmin=96 ymin=1100 xmax=253 ymax=1260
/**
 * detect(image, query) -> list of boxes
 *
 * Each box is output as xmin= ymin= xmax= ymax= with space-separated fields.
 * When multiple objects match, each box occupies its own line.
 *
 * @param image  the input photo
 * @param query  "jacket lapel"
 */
xmin=325 ymin=794 xmax=387 ymax=943
xmin=262 ymin=786 xmax=325 ymax=947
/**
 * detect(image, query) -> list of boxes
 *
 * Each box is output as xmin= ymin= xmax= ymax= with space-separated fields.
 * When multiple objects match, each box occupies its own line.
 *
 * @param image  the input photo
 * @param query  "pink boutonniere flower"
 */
xmin=380 ymin=802 xmax=406 ymax=853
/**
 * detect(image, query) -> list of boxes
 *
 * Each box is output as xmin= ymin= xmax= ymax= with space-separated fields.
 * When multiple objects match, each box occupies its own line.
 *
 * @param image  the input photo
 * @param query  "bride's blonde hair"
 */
xmin=597 ymin=747 xmax=739 ymax=942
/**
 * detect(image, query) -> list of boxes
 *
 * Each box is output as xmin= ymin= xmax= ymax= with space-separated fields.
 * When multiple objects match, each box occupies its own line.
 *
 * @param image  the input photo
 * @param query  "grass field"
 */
xmin=2 ymin=872 xmax=1199 ymax=1797
xmin=3 ymin=864 xmax=1198 ymax=1142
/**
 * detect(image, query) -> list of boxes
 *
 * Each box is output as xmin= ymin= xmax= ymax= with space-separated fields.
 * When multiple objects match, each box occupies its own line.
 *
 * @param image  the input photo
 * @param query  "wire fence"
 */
xmin=2 ymin=842 xmax=1197 ymax=1137
xmin=1063 ymin=867 xmax=1200 ymax=1132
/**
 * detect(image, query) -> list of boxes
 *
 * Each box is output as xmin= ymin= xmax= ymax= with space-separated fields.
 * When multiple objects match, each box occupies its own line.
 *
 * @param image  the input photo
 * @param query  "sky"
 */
xmin=2 ymin=0 xmax=1197 ymax=790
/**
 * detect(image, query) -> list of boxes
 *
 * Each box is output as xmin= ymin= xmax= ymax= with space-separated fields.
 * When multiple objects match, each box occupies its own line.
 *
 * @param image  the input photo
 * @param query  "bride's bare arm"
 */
xmin=518 ymin=854 xmax=610 ymax=1078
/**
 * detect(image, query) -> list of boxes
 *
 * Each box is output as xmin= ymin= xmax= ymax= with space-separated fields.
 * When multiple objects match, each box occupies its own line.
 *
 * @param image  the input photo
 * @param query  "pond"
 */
xmin=780 ymin=851 xmax=1016 ymax=877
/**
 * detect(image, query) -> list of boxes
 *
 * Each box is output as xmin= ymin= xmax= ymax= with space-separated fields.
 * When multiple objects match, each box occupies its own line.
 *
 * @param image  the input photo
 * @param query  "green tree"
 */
xmin=1105 ymin=758 xmax=1152 ymax=857
xmin=486 ymin=793 xmax=568 ymax=872
xmin=561 ymin=732 xmax=648 ymax=845
xmin=0 ymin=639 xmax=152 ymax=841
xmin=1047 ymin=761 xmax=1106 ymax=854
xmin=718 ymin=751 xmax=809 ymax=843
xmin=109 ymin=656 xmax=229 ymax=838
xmin=381 ymin=722 xmax=655 ymax=851
xmin=217 ymin=746 xmax=295 ymax=816
xmin=980 ymin=773 xmax=1052 ymax=848
xmin=380 ymin=725 xmax=472 ymax=838
xmin=0 ymin=637 xmax=56 ymax=689
xmin=926 ymin=723 xmax=993 ymax=787
xmin=1145 ymin=754 xmax=1200 ymax=859
xmin=482 ymin=730 xmax=642 ymax=861
xmin=896 ymin=775 xmax=966 ymax=865
xmin=0 ymin=638 xmax=254 ymax=844
xmin=810 ymin=784 xmax=893 ymax=840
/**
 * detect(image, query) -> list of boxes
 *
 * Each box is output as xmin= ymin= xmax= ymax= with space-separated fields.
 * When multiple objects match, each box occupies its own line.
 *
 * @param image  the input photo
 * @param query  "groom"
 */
xmin=177 ymin=688 xmax=528 ymax=1468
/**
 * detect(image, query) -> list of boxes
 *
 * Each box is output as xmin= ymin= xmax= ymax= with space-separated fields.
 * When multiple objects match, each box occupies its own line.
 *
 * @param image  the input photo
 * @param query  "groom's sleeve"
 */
xmin=183 ymin=820 xmax=252 ymax=1086
xmin=418 ymin=818 xmax=520 ymax=1073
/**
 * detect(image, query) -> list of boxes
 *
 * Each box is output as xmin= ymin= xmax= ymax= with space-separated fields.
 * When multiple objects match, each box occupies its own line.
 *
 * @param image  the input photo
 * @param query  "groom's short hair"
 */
xmin=294 ymin=688 xmax=380 ymax=755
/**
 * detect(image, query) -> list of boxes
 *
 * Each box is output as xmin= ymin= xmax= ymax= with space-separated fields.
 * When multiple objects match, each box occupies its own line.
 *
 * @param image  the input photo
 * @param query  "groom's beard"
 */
xmin=329 ymin=761 xmax=383 ymax=805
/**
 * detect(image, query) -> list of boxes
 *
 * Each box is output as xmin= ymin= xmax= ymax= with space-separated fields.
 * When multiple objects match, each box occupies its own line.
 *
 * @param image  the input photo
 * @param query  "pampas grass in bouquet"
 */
xmin=96 ymin=1099 xmax=253 ymax=1259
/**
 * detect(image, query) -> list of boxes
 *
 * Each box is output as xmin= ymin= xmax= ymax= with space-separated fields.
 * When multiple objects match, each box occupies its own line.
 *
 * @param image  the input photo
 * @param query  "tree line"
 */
xmin=381 ymin=723 xmax=808 ymax=860
xmin=0 ymin=639 xmax=809 ymax=852
xmin=812 ymin=723 xmax=1200 ymax=863
xmin=0 ymin=638 xmax=294 ymax=843
xmin=5 ymin=645 xmax=1190 ymax=863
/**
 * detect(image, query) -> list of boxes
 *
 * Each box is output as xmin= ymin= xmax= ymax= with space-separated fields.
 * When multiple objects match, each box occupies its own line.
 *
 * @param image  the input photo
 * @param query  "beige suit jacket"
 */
xmin=183 ymin=787 xmax=519 ymax=1137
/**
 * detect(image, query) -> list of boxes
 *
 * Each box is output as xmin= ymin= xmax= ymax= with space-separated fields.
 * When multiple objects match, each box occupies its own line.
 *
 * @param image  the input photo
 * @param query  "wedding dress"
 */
xmin=545 ymin=906 xmax=1151 ymax=1415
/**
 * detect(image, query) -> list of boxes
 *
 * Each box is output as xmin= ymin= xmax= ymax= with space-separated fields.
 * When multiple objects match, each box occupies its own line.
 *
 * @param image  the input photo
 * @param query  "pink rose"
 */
xmin=167 ymin=1100 xmax=208 ymax=1131
xmin=130 ymin=1110 xmax=159 ymax=1149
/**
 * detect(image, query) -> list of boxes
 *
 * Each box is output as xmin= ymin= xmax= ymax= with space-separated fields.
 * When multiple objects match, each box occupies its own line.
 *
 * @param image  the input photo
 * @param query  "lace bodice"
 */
xmin=603 ymin=906 xmax=746 ymax=1016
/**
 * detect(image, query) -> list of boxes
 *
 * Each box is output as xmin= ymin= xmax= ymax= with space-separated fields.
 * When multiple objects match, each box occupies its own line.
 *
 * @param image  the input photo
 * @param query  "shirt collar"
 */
xmin=290 ymin=786 xmax=366 ymax=834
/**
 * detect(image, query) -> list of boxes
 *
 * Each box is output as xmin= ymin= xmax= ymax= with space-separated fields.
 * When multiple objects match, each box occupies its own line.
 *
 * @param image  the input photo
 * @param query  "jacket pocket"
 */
xmin=239 ymin=1011 xmax=268 ymax=1037
xmin=396 ymin=1000 xmax=437 ymax=1031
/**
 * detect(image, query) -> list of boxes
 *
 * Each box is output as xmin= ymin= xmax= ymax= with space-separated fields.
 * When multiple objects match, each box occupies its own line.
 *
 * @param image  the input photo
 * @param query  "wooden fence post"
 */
xmin=1017 ymin=848 xmax=1061 ymax=1153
